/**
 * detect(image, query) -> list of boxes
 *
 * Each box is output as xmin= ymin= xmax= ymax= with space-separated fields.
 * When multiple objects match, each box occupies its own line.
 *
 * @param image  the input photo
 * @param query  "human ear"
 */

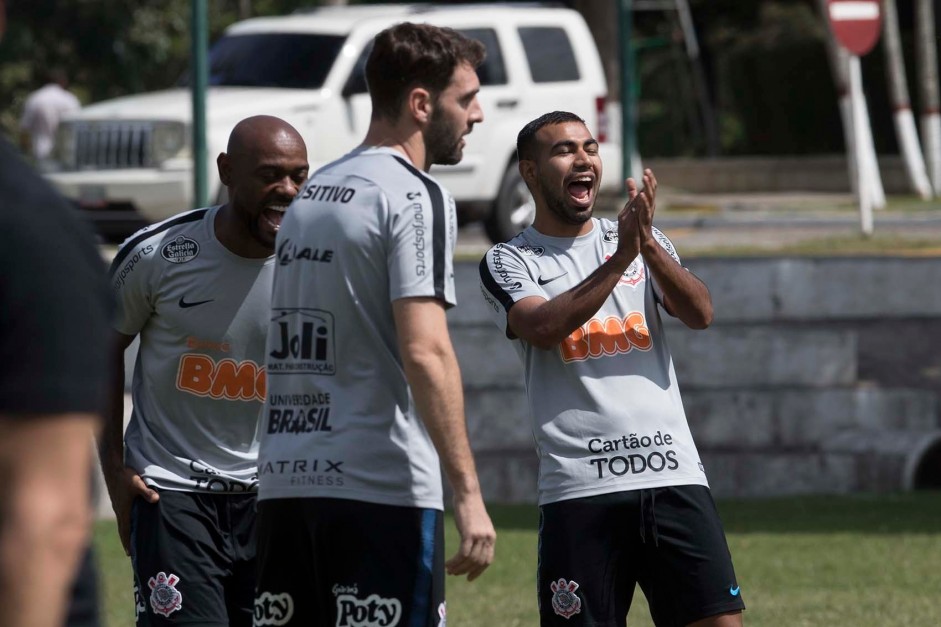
xmin=519 ymin=159 xmax=537 ymax=188
xmin=216 ymin=153 xmax=231 ymax=187
xmin=408 ymin=87 xmax=433 ymax=124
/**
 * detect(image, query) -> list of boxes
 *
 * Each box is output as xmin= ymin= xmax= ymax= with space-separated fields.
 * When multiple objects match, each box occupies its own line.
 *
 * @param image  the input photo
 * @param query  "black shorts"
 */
xmin=255 ymin=498 xmax=446 ymax=627
xmin=538 ymin=485 xmax=744 ymax=627
xmin=130 ymin=490 xmax=257 ymax=626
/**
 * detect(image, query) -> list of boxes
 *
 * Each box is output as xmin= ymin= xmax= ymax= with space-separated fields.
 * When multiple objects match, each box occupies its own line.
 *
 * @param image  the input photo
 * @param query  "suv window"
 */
xmin=343 ymin=28 xmax=508 ymax=97
xmin=518 ymin=27 xmax=580 ymax=83
xmin=205 ymin=33 xmax=346 ymax=88
xmin=459 ymin=28 xmax=507 ymax=86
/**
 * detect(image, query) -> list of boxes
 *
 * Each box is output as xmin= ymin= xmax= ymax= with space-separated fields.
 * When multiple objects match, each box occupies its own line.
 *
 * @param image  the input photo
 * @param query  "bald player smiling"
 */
xmin=99 ymin=116 xmax=308 ymax=627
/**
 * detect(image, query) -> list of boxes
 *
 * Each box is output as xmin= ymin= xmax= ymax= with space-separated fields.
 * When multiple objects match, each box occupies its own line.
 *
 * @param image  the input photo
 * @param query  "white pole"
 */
xmin=915 ymin=0 xmax=941 ymax=193
xmin=817 ymin=0 xmax=884 ymax=210
xmin=849 ymin=55 xmax=873 ymax=235
xmin=883 ymin=0 xmax=933 ymax=199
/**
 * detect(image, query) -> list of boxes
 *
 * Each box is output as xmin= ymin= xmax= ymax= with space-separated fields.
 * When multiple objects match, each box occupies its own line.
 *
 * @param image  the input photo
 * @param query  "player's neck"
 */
xmin=532 ymin=207 xmax=595 ymax=239
xmin=362 ymin=118 xmax=428 ymax=171
xmin=214 ymin=204 xmax=273 ymax=259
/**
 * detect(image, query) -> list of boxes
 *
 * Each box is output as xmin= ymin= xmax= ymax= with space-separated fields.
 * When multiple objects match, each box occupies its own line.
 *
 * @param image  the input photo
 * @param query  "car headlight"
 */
xmin=152 ymin=122 xmax=188 ymax=163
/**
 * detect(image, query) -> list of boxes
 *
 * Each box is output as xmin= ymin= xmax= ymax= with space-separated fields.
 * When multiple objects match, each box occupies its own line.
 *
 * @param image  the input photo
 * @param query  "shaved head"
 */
xmin=226 ymin=115 xmax=304 ymax=156
xmin=216 ymin=115 xmax=308 ymax=256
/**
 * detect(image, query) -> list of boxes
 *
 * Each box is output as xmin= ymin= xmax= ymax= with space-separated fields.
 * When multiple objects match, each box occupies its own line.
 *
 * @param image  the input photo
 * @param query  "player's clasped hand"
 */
xmin=445 ymin=492 xmax=497 ymax=581
xmin=617 ymin=168 xmax=659 ymax=260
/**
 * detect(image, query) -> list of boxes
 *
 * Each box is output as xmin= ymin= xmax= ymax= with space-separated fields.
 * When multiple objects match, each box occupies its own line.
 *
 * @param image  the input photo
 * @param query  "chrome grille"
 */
xmin=73 ymin=122 xmax=153 ymax=169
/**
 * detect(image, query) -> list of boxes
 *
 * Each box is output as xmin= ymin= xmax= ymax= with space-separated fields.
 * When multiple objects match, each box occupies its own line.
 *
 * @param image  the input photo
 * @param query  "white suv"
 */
xmin=48 ymin=3 xmax=621 ymax=243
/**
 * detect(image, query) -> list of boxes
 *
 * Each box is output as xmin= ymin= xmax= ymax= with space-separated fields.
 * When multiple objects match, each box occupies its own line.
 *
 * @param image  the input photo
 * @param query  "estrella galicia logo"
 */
xmin=161 ymin=236 xmax=199 ymax=264
xmin=517 ymin=245 xmax=545 ymax=257
xmin=602 ymin=229 xmax=618 ymax=243
xmin=268 ymin=308 xmax=336 ymax=376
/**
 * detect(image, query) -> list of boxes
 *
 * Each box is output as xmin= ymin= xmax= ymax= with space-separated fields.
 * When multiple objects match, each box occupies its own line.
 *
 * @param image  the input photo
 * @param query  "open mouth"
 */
xmin=566 ymin=176 xmax=594 ymax=207
xmin=262 ymin=204 xmax=288 ymax=231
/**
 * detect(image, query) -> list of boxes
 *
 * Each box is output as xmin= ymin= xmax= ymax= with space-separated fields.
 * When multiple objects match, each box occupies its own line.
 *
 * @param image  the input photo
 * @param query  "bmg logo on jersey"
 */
xmin=268 ymin=308 xmax=336 ymax=376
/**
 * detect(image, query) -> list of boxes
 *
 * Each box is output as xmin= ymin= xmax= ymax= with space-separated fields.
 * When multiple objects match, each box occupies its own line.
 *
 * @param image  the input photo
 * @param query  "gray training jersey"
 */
xmin=258 ymin=146 xmax=457 ymax=510
xmin=111 ymin=206 xmax=271 ymax=492
xmin=479 ymin=218 xmax=708 ymax=505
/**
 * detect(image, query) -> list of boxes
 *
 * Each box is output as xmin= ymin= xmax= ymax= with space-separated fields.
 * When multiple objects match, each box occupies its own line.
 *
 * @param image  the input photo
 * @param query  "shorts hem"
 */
xmin=680 ymin=600 xmax=746 ymax=626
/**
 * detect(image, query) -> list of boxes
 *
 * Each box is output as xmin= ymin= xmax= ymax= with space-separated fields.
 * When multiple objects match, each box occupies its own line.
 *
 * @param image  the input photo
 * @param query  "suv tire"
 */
xmin=485 ymin=162 xmax=535 ymax=244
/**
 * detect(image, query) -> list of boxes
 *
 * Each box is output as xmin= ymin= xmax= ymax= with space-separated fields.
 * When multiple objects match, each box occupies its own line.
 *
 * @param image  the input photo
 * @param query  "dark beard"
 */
xmin=425 ymin=107 xmax=463 ymax=166
xmin=539 ymin=178 xmax=592 ymax=225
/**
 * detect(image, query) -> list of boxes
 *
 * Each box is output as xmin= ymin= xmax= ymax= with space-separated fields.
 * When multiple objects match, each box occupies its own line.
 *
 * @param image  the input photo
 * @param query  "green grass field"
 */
xmin=94 ymin=493 xmax=941 ymax=626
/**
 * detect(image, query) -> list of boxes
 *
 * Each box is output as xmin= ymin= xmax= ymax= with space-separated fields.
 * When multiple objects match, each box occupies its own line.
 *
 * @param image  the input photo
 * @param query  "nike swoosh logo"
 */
xmin=729 ymin=586 xmax=740 ymax=596
xmin=178 ymin=297 xmax=214 ymax=308
xmin=537 ymin=272 xmax=568 ymax=286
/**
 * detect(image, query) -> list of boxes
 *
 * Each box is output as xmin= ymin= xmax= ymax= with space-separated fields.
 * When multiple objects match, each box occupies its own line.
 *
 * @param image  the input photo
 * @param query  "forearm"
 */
xmin=99 ymin=336 xmax=130 ymax=483
xmin=513 ymin=250 xmax=634 ymax=348
xmin=0 ymin=416 xmax=97 ymax=627
xmin=641 ymin=240 xmax=713 ymax=329
xmin=402 ymin=342 xmax=481 ymax=497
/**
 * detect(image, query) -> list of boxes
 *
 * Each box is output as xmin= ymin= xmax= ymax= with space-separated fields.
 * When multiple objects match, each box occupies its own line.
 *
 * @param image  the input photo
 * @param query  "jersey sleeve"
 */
xmin=478 ymin=243 xmax=545 ymax=337
xmin=649 ymin=226 xmax=682 ymax=304
xmin=386 ymin=182 xmax=457 ymax=308
xmin=109 ymin=232 xmax=161 ymax=336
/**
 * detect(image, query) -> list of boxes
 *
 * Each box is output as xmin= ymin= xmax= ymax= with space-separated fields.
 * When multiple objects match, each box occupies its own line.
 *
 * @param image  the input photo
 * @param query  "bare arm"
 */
xmin=507 ymin=181 xmax=649 ymax=349
xmin=634 ymin=169 xmax=714 ymax=329
xmin=0 ymin=414 xmax=97 ymax=627
xmin=98 ymin=332 xmax=158 ymax=555
xmin=393 ymin=297 xmax=495 ymax=581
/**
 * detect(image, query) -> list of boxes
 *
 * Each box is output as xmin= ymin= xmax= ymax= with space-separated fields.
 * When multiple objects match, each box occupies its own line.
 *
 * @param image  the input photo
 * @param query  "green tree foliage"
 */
xmin=0 ymin=0 xmax=311 ymax=140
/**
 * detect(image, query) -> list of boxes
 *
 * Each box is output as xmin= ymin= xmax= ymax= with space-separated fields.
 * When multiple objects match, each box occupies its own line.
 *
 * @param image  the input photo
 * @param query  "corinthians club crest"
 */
xmin=550 ymin=578 xmax=582 ymax=619
xmin=148 ymin=571 xmax=183 ymax=617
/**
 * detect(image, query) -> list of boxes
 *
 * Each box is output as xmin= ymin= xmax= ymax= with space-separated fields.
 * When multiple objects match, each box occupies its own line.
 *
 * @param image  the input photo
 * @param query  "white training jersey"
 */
xmin=110 ymin=206 xmax=271 ymax=492
xmin=258 ymin=146 xmax=458 ymax=510
xmin=479 ymin=218 xmax=708 ymax=505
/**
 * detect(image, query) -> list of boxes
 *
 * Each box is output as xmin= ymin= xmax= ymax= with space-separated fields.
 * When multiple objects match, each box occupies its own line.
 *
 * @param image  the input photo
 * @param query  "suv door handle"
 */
xmin=496 ymin=99 xmax=519 ymax=109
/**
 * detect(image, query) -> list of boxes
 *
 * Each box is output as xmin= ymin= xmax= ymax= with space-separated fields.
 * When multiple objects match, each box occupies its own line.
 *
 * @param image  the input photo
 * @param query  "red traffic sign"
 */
xmin=827 ymin=0 xmax=882 ymax=56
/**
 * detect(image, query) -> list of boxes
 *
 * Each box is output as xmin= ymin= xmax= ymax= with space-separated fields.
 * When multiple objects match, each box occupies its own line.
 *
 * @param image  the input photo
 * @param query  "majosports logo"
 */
xmin=161 ymin=236 xmax=199 ymax=264
xmin=268 ymin=308 xmax=336 ymax=376
xmin=560 ymin=313 xmax=652 ymax=362
xmin=176 ymin=355 xmax=265 ymax=401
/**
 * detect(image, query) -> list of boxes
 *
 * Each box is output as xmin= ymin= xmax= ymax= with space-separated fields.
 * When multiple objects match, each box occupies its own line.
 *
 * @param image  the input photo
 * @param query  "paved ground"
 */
xmin=456 ymin=190 xmax=941 ymax=257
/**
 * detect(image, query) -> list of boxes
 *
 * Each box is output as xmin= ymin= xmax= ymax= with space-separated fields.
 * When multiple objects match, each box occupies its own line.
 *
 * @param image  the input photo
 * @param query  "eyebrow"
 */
xmin=550 ymin=138 xmax=599 ymax=151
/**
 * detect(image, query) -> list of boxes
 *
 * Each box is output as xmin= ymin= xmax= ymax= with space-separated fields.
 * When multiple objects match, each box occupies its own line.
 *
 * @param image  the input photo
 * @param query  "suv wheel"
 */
xmin=484 ymin=163 xmax=535 ymax=244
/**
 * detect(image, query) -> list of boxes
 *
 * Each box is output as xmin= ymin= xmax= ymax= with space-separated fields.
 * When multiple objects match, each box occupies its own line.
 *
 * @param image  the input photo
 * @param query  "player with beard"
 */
xmin=100 ymin=116 xmax=308 ymax=626
xmin=255 ymin=22 xmax=495 ymax=626
xmin=479 ymin=111 xmax=744 ymax=626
